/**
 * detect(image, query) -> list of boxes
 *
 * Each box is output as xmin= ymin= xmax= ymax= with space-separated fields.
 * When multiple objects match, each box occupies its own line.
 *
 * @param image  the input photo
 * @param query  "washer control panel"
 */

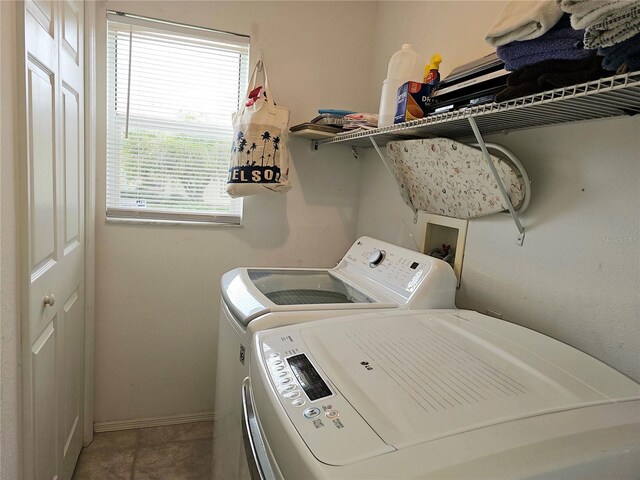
xmin=259 ymin=331 xmax=392 ymax=464
xmin=265 ymin=350 xmax=334 ymax=412
xmin=339 ymin=237 xmax=437 ymax=300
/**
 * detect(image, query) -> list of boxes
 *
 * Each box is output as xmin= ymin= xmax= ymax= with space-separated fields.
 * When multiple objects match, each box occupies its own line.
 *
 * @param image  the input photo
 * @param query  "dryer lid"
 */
xmin=300 ymin=311 xmax=640 ymax=451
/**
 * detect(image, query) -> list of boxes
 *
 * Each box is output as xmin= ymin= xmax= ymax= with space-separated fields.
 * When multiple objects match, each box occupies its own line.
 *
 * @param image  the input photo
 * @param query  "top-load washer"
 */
xmin=245 ymin=309 xmax=640 ymax=480
xmin=213 ymin=236 xmax=457 ymax=480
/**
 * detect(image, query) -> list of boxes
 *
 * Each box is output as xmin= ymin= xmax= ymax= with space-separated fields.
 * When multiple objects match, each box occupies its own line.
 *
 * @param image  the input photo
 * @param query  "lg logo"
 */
xmin=360 ymin=361 xmax=373 ymax=371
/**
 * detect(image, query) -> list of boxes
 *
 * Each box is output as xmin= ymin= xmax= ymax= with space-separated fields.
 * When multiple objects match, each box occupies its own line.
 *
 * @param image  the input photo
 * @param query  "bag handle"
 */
xmin=238 ymin=59 xmax=277 ymax=116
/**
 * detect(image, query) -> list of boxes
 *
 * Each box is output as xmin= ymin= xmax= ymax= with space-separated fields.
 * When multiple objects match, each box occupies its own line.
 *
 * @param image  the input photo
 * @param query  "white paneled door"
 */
xmin=22 ymin=1 xmax=85 ymax=479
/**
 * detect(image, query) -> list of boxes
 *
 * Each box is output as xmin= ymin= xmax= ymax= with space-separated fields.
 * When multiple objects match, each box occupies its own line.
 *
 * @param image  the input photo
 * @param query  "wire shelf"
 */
xmin=316 ymin=70 xmax=640 ymax=148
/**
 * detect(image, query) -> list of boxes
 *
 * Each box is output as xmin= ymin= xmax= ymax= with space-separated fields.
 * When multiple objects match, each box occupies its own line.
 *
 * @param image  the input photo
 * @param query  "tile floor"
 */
xmin=72 ymin=421 xmax=213 ymax=480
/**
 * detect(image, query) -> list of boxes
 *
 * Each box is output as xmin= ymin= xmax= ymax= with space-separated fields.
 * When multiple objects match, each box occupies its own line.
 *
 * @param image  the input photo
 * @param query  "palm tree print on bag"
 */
xmin=271 ymin=136 xmax=280 ymax=166
xmin=228 ymin=127 xmax=283 ymax=184
xmin=238 ymin=138 xmax=247 ymax=157
xmin=250 ymin=143 xmax=257 ymax=165
xmin=260 ymin=131 xmax=271 ymax=166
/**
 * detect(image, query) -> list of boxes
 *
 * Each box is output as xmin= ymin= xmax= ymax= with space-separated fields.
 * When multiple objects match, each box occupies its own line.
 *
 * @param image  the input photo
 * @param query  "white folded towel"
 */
xmin=558 ymin=0 xmax=636 ymax=29
xmin=486 ymin=0 xmax=565 ymax=47
xmin=584 ymin=1 xmax=640 ymax=48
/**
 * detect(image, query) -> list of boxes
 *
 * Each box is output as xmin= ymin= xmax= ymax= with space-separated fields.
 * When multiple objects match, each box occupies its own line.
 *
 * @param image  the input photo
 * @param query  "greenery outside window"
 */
xmin=106 ymin=12 xmax=248 ymax=224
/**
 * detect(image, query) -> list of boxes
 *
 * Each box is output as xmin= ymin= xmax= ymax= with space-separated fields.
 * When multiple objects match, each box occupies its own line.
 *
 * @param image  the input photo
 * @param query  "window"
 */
xmin=106 ymin=12 xmax=248 ymax=224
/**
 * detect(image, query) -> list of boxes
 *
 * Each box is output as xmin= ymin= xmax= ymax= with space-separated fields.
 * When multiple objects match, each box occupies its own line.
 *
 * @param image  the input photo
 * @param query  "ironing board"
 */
xmin=386 ymin=138 xmax=529 ymax=219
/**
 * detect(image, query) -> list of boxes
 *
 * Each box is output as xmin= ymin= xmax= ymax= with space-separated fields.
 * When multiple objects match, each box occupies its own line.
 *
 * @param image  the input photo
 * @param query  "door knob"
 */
xmin=43 ymin=294 xmax=56 ymax=307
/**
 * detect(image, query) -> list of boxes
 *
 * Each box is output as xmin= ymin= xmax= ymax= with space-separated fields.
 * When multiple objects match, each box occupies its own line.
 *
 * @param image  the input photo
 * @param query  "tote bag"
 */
xmin=227 ymin=60 xmax=291 ymax=197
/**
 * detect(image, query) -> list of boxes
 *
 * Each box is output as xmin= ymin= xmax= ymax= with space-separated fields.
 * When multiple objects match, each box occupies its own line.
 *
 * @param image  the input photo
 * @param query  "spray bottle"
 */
xmin=423 ymin=53 xmax=442 ymax=86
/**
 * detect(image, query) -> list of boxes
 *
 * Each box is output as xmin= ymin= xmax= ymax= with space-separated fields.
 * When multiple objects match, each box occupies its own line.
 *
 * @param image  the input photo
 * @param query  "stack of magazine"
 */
xmin=289 ymin=109 xmax=353 ymax=139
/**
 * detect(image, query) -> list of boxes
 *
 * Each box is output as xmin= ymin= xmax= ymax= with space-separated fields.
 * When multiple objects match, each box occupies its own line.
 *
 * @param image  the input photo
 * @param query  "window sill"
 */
xmin=105 ymin=217 xmax=241 ymax=227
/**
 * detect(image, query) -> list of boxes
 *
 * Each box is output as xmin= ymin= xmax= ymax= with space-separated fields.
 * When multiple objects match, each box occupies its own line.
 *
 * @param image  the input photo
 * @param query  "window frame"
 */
xmin=105 ymin=11 xmax=249 ymax=226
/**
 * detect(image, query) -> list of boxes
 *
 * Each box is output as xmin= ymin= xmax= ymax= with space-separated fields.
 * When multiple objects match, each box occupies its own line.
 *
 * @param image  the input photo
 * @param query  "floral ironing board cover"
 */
xmin=386 ymin=138 xmax=526 ymax=219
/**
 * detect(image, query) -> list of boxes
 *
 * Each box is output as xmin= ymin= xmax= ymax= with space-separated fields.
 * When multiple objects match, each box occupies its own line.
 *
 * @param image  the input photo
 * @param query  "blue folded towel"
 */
xmin=599 ymin=31 xmax=640 ymax=71
xmin=497 ymin=23 xmax=593 ymax=71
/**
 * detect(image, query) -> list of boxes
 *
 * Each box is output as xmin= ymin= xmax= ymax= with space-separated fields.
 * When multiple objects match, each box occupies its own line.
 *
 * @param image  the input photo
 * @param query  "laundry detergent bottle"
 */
xmin=378 ymin=44 xmax=426 ymax=127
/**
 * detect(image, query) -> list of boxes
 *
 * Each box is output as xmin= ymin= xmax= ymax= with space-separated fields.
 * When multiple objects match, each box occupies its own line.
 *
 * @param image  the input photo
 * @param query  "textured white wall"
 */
xmin=356 ymin=1 xmax=640 ymax=381
xmin=0 ymin=1 xmax=22 ymax=478
xmin=94 ymin=1 xmax=376 ymax=422
xmin=458 ymin=118 xmax=640 ymax=381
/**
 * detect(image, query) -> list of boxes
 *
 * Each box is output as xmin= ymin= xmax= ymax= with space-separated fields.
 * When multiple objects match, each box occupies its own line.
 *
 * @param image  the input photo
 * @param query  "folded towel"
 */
xmin=557 ymin=0 xmax=635 ymax=29
xmin=343 ymin=113 xmax=379 ymax=130
xmin=505 ymin=54 xmax=599 ymax=84
xmin=495 ymin=55 xmax=605 ymax=102
xmin=584 ymin=1 xmax=640 ymax=48
xmin=537 ymin=56 xmax=606 ymax=88
xmin=497 ymin=21 xmax=591 ymax=70
xmin=599 ymin=31 xmax=640 ymax=70
xmin=344 ymin=113 xmax=379 ymax=124
xmin=486 ymin=0 xmax=564 ymax=47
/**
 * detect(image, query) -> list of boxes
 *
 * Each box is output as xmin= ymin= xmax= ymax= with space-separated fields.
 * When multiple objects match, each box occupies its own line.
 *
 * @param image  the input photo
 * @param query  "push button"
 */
xmin=280 ymin=377 xmax=292 ymax=385
xmin=303 ymin=407 xmax=321 ymax=419
xmin=283 ymin=391 xmax=300 ymax=399
xmin=281 ymin=384 xmax=295 ymax=392
xmin=325 ymin=409 xmax=339 ymax=419
xmin=292 ymin=398 xmax=306 ymax=407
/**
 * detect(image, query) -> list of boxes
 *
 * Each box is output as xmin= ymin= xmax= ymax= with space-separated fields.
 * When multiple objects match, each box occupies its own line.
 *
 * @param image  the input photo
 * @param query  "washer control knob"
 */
xmin=368 ymin=249 xmax=386 ymax=267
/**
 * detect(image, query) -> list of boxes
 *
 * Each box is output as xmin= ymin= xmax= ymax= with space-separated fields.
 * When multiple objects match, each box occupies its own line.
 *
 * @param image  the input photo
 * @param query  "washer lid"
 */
xmin=248 ymin=269 xmax=377 ymax=305
xmin=300 ymin=311 xmax=640 ymax=451
xmin=221 ymin=268 xmax=385 ymax=327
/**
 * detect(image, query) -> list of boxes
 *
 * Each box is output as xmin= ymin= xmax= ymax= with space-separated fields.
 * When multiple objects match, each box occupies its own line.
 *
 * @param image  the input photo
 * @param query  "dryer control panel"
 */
xmin=335 ymin=236 xmax=455 ymax=308
xmin=260 ymin=332 xmax=393 ymax=465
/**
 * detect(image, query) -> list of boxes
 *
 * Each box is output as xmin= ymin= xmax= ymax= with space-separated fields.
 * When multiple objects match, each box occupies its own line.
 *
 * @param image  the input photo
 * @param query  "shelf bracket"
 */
xmin=311 ymin=140 xmax=319 ymax=151
xmin=468 ymin=116 xmax=526 ymax=246
xmin=351 ymin=146 xmax=359 ymax=159
xmin=369 ymin=137 xmax=419 ymax=223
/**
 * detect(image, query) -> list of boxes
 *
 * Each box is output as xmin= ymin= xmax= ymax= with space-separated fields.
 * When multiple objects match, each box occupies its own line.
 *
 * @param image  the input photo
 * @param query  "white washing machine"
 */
xmin=213 ymin=236 xmax=457 ymax=480
xmin=245 ymin=309 xmax=640 ymax=480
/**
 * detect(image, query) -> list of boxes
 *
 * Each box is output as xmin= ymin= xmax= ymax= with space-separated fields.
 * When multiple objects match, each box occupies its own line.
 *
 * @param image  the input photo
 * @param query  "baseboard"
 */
xmin=94 ymin=411 xmax=214 ymax=433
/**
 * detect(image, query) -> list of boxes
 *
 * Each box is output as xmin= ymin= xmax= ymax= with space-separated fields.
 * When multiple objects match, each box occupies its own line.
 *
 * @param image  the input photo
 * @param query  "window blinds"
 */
xmin=106 ymin=13 xmax=249 ymax=224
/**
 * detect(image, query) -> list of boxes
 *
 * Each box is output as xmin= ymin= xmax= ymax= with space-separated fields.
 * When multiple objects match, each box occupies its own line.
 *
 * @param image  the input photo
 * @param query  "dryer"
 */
xmin=213 ymin=236 xmax=457 ymax=480
xmin=245 ymin=309 xmax=640 ymax=479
